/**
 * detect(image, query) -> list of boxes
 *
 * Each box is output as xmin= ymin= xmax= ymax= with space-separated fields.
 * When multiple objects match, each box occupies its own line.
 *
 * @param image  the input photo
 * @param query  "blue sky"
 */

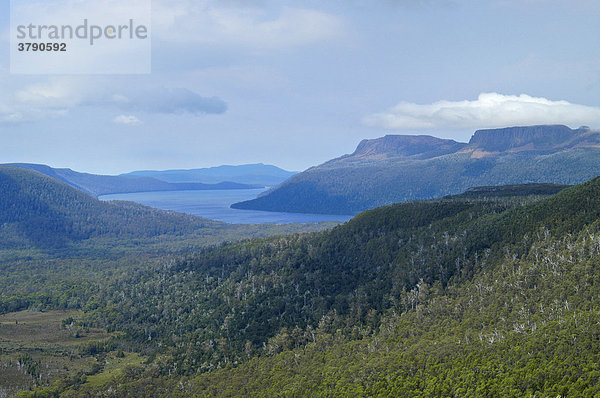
xmin=1 ymin=0 xmax=600 ymax=174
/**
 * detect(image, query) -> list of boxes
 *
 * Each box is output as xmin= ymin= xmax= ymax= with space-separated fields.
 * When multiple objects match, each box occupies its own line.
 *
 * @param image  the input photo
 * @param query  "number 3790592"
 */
xmin=17 ymin=43 xmax=67 ymax=52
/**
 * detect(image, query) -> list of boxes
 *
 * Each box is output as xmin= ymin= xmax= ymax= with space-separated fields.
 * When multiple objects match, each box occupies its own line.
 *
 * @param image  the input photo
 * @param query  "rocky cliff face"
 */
xmin=345 ymin=125 xmax=598 ymax=163
xmin=468 ymin=125 xmax=593 ymax=152
xmin=350 ymin=135 xmax=467 ymax=160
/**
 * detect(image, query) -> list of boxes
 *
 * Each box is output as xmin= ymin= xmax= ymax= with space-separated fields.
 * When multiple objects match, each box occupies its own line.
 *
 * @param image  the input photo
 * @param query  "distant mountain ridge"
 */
xmin=121 ymin=163 xmax=296 ymax=186
xmin=348 ymin=135 xmax=467 ymax=160
xmin=3 ymin=163 xmax=263 ymax=198
xmin=468 ymin=125 xmax=596 ymax=153
xmin=334 ymin=125 xmax=594 ymax=164
xmin=232 ymin=125 xmax=600 ymax=215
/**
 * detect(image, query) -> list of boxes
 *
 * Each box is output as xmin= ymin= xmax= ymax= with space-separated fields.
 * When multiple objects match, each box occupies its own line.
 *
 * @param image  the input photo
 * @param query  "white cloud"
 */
xmin=0 ymin=77 xmax=226 ymax=123
xmin=152 ymin=1 xmax=344 ymax=50
xmin=0 ymin=77 xmax=76 ymax=123
xmin=14 ymin=78 xmax=92 ymax=109
xmin=113 ymin=115 xmax=142 ymax=126
xmin=363 ymin=93 xmax=600 ymax=130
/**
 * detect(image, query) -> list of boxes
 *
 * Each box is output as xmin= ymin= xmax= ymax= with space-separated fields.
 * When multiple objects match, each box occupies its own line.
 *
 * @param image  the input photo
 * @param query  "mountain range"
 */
xmin=232 ymin=125 xmax=600 ymax=215
xmin=2 ymin=163 xmax=293 ymax=198
xmin=121 ymin=163 xmax=296 ymax=186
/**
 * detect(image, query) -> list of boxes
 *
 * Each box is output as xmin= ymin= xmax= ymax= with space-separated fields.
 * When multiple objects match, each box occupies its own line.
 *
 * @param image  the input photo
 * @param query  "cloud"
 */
xmin=152 ymin=1 xmax=344 ymax=50
xmin=116 ymin=88 xmax=228 ymax=115
xmin=113 ymin=115 xmax=142 ymax=126
xmin=14 ymin=78 xmax=91 ymax=109
xmin=1 ymin=77 xmax=227 ymax=123
xmin=0 ymin=78 xmax=74 ymax=123
xmin=363 ymin=93 xmax=600 ymax=130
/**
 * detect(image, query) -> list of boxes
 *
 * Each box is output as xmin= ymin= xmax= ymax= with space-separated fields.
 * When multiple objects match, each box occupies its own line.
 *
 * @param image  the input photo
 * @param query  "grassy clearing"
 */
xmin=0 ymin=310 xmax=106 ymax=346
xmin=84 ymin=352 xmax=144 ymax=388
xmin=0 ymin=310 xmax=114 ymax=398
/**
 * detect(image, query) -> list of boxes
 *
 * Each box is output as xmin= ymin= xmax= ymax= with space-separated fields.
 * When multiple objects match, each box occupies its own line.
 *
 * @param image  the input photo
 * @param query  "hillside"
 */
xmin=13 ymin=174 xmax=600 ymax=397
xmin=0 ymin=166 xmax=224 ymax=248
xmin=0 ymin=166 xmax=326 ymax=251
xmin=444 ymin=183 xmax=569 ymax=199
xmin=232 ymin=125 xmax=600 ymax=214
xmin=187 ymin=177 xmax=600 ymax=396
xmin=0 ymin=166 xmax=335 ymax=396
xmin=4 ymin=163 xmax=261 ymax=198
xmin=121 ymin=163 xmax=297 ymax=186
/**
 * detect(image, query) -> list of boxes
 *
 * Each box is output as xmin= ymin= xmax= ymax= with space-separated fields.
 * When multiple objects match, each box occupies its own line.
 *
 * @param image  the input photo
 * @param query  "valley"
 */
xmin=2 ymin=0 xmax=596 ymax=395
xmin=3 ymin=157 xmax=600 ymax=396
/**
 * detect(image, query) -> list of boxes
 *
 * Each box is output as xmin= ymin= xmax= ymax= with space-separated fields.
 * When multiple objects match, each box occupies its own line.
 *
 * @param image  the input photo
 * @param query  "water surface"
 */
xmin=99 ymin=189 xmax=352 ymax=224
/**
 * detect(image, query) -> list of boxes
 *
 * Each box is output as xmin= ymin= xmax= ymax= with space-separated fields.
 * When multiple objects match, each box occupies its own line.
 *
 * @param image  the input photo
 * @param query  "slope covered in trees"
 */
xmin=13 ymin=174 xmax=600 ymax=397
xmin=233 ymin=125 xmax=600 ymax=214
xmin=0 ymin=166 xmax=223 ymax=248
xmin=0 ymin=166 xmax=327 ymax=250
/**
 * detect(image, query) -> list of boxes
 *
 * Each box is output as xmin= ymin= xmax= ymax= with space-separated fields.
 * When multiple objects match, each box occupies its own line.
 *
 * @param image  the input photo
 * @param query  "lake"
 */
xmin=99 ymin=189 xmax=353 ymax=224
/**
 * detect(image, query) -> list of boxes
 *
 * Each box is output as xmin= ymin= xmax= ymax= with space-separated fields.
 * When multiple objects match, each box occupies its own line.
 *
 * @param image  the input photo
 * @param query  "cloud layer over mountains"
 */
xmin=364 ymin=93 xmax=600 ymax=130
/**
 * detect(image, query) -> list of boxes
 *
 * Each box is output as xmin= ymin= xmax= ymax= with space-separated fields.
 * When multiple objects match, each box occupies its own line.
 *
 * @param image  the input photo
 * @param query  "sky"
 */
xmin=1 ymin=0 xmax=600 ymax=175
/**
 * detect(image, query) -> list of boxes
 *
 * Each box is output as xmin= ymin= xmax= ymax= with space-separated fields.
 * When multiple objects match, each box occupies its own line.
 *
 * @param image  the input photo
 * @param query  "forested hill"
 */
xmin=44 ymin=169 xmax=600 ymax=397
xmin=19 ymin=174 xmax=600 ymax=396
xmin=444 ymin=183 xmax=569 ymax=199
xmin=185 ymin=175 xmax=600 ymax=396
xmin=232 ymin=124 xmax=600 ymax=214
xmin=4 ymin=163 xmax=261 ymax=197
xmin=0 ymin=165 xmax=222 ymax=248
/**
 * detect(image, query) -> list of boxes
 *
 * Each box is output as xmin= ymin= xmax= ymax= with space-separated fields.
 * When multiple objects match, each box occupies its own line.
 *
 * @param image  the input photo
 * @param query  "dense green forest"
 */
xmin=4 ymin=164 xmax=600 ymax=396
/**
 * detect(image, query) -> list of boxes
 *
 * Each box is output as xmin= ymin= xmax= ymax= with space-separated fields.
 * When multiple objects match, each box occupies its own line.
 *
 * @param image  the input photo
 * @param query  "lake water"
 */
xmin=99 ymin=189 xmax=353 ymax=224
